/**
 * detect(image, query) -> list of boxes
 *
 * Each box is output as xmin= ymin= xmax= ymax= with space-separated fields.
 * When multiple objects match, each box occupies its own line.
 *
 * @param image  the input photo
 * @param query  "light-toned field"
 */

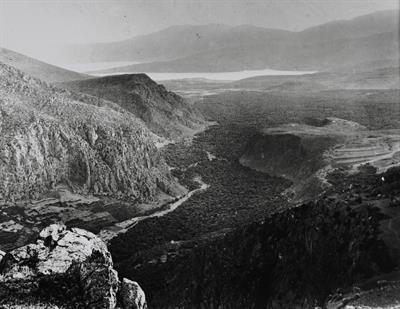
xmin=328 ymin=132 xmax=400 ymax=173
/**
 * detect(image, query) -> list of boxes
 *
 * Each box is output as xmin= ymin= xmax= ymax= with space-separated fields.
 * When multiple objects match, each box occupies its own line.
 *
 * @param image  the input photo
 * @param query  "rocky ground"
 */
xmin=326 ymin=281 xmax=400 ymax=309
xmin=0 ymin=60 xmax=193 ymax=253
xmin=1 ymin=51 xmax=400 ymax=308
xmin=0 ymin=185 xmax=184 ymax=252
xmin=0 ymin=223 xmax=147 ymax=309
xmin=0 ymin=62 xmax=182 ymax=202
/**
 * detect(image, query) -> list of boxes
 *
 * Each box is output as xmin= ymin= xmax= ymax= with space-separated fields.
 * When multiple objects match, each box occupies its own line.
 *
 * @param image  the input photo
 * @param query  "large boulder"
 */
xmin=0 ymin=223 xmax=146 ymax=309
xmin=119 ymin=278 xmax=147 ymax=309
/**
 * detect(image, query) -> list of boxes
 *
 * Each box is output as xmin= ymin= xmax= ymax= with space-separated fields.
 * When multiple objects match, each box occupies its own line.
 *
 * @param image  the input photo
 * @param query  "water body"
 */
xmin=60 ymin=61 xmax=142 ymax=73
xmin=95 ymin=68 xmax=316 ymax=81
xmin=60 ymin=61 xmax=315 ymax=81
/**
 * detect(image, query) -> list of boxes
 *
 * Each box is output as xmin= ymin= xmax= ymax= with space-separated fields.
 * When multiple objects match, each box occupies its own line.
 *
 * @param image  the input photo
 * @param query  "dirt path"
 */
xmin=98 ymin=177 xmax=209 ymax=242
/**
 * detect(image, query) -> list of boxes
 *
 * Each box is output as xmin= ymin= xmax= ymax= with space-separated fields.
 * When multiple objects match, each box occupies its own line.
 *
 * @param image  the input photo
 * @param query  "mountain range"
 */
xmin=59 ymin=10 xmax=400 ymax=74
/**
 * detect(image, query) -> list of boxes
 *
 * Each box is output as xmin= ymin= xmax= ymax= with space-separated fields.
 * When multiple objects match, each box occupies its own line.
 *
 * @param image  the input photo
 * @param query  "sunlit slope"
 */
xmin=0 ymin=61 xmax=178 ymax=201
xmin=0 ymin=47 xmax=89 ymax=83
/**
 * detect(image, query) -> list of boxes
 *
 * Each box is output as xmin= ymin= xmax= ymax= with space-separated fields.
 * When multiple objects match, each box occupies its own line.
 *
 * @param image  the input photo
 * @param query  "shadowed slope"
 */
xmin=61 ymin=74 xmax=205 ymax=139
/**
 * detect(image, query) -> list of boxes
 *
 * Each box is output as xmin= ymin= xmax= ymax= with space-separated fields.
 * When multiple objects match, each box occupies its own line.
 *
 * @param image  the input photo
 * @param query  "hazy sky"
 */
xmin=0 ymin=0 xmax=398 ymax=63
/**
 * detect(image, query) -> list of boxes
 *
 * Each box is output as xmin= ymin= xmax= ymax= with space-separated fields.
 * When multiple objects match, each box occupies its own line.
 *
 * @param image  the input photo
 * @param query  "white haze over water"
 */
xmin=91 ymin=68 xmax=316 ymax=81
xmin=60 ymin=61 xmax=142 ymax=73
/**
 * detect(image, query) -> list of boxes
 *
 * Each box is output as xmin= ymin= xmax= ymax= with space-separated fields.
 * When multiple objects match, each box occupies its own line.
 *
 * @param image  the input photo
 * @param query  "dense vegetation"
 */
xmin=112 ymin=192 xmax=394 ymax=308
xmin=110 ymin=123 xmax=291 ymax=258
xmin=110 ymin=88 xmax=400 ymax=307
xmin=199 ymin=89 xmax=400 ymax=130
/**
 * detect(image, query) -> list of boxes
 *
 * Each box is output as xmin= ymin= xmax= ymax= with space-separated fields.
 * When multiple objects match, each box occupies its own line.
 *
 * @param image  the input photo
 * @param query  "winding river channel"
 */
xmin=99 ymin=176 xmax=209 ymax=242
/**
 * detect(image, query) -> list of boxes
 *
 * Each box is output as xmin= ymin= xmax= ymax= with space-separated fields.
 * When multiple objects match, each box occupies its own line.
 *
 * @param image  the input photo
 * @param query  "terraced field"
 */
xmin=240 ymin=118 xmax=400 ymax=201
xmin=329 ymin=133 xmax=400 ymax=172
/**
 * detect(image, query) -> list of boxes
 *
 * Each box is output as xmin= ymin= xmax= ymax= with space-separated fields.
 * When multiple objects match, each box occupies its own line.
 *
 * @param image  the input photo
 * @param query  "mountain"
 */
xmin=70 ymin=10 xmax=400 ymax=74
xmin=61 ymin=74 xmax=206 ymax=139
xmin=94 ymin=31 xmax=398 ymax=74
xmin=61 ymin=24 xmax=293 ymax=64
xmin=0 ymin=61 xmax=179 ymax=202
xmin=0 ymin=47 xmax=89 ymax=83
xmin=297 ymin=9 xmax=399 ymax=43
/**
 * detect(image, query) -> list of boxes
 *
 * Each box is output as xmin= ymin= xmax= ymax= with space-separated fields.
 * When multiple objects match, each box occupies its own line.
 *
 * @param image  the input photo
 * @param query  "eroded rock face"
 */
xmin=0 ymin=223 xmax=147 ymax=309
xmin=0 ymin=62 xmax=178 ymax=202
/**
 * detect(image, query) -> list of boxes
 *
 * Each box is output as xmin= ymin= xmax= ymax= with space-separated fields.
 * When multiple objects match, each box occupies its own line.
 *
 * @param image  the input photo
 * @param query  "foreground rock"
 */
xmin=325 ymin=281 xmax=400 ymax=309
xmin=0 ymin=223 xmax=146 ymax=309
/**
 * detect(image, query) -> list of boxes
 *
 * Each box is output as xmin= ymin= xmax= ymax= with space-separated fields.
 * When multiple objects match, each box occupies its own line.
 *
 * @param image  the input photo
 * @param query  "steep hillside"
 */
xmin=0 ymin=62 xmax=178 ymax=202
xmin=61 ymin=74 xmax=205 ymax=139
xmin=0 ymin=47 xmax=89 ymax=83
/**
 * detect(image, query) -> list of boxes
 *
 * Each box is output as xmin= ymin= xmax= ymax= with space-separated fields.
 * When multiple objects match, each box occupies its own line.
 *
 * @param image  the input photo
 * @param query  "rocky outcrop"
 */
xmin=325 ymin=281 xmax=400 ymax=309
xmin=0 ymin=61 xmax=179 ymax=202
xmin=120 ymin=278 xmax=147 ymax=309
xmin=61 ymin=74 xmax=205 ymax=139
xmin=0 ymin=224 xmax=147 ymax=309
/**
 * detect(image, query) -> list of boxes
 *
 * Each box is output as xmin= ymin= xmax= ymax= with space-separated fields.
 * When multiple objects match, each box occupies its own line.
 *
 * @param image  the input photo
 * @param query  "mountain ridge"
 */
xmin=92 ymin=29 xmax=399 ymax=74
xmin=0 ymin=47 xmax=90 ymax=83
xmin=61 ymin=73 xmax=206 ymax=139
xmin=59 ymin=9 xmax=399 ymax=73
xmin=0 ymin=61 xmax=180 ymax=202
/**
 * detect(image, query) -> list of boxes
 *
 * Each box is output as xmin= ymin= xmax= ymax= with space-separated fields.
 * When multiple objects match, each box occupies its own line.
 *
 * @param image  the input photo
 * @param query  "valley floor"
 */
xmin=108 ymin=87 xmax=400 ymax=308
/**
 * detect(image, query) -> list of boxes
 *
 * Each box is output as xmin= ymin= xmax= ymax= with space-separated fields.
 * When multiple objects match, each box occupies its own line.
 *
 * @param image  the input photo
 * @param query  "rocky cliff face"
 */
xmin=0 ymin=62 xmax=179 ymax=202
xmin=61 ymin=74 xmax=205 ymax=139
xmin=0 ymin=223 xmax=147 ymax=308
